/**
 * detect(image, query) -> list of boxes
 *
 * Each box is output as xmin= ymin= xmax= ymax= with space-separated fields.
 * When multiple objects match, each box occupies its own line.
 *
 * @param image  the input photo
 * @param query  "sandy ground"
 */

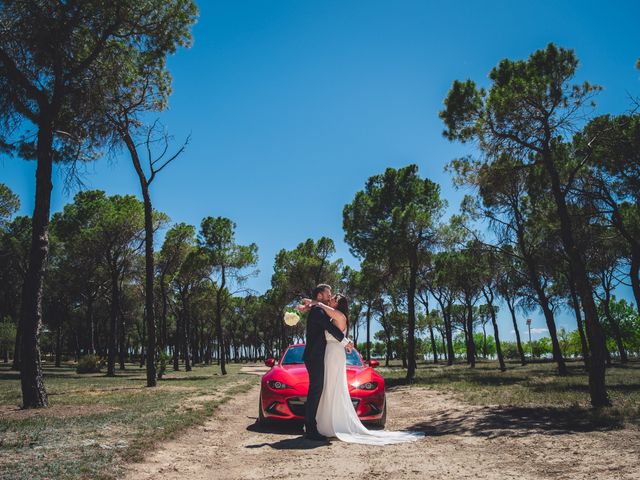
xmin=124 ymin=367 xmax=640 ymax=480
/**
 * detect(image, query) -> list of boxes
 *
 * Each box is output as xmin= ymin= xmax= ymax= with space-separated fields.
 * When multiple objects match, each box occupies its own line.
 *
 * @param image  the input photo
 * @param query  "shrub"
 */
xmin=156 ymin=351 xmax=171 ymax=380
xmin=77 ymin=354 xmax=102 ymax=374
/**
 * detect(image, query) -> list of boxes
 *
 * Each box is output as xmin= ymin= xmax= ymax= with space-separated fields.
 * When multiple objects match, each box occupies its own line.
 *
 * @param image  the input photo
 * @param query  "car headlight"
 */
xmin=356 ymin=382 xmax=378 ymax=390
xmin=268 ymin=380 xmax=293 ymax=389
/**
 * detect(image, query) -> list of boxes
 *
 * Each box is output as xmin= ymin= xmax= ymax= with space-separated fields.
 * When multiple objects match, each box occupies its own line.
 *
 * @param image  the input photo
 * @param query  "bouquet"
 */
xmin=283 ymin=307 xmax=301 ymax=326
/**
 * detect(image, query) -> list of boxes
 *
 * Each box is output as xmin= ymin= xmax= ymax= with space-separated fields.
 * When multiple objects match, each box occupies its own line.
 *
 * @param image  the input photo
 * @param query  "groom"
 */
xmin=303 ymin=283 xmax=353 ymax=441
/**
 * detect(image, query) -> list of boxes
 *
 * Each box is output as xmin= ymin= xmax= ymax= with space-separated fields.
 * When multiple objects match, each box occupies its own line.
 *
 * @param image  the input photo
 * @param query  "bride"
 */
xmin=301 ymin=294 xmax=423 ymax=445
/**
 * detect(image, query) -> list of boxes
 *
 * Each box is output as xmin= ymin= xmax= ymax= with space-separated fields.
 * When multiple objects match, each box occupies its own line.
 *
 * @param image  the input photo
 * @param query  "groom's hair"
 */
xmin=312 ymin=283 xmax=331 ymax=299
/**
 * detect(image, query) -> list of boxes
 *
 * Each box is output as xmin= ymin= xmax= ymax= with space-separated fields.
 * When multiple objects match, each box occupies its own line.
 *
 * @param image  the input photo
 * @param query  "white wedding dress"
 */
xmin=316 ymin=329 xmax=424 ymax=444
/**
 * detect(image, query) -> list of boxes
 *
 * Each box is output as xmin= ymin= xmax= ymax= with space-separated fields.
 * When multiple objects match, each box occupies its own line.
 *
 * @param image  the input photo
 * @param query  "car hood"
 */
xmin=269 ymin=363 xmax=380 ymax=389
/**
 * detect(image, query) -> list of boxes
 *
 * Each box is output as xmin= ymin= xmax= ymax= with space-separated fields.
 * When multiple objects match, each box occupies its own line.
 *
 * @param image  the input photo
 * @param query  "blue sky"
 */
xmin=2 ymin=0 xmax=639 ymax=341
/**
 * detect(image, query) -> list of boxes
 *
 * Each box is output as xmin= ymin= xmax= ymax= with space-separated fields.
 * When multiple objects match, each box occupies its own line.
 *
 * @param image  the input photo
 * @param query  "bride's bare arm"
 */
xmin=311 ymin=301 xmax=347 ymax=331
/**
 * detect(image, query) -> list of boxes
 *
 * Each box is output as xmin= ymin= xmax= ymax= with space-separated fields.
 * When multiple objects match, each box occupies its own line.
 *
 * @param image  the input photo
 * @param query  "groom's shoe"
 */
xmin=303 ymin=431 xmax=328 ymax=442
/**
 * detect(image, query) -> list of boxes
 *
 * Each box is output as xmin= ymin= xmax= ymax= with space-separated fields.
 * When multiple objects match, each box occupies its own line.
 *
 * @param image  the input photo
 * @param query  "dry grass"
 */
xmin=0 ymin=361 xmax=259 ymax=480
xmin=381 ymin=359 xmax=640 ymax=426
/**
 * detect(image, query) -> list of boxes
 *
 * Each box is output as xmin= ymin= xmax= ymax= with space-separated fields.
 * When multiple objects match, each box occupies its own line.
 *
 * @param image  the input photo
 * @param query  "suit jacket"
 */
xmin=302 ymin=305 xmax=345 ymax=364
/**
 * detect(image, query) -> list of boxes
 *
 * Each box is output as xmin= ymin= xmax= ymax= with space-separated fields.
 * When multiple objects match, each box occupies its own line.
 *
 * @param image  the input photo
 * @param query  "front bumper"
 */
xmin=260 ymin=387 xmax=385 ymax=422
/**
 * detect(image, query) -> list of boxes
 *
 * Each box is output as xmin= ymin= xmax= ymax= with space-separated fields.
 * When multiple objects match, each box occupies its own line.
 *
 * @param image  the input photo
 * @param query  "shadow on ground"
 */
xmin=407 ymin=405 xmax=624 ymax=439
xmin=245 ymin=419 xmax=332 ymax=449
xmin=245 ymin=437 xmax=331 ymax=450
xmin=246 ymin=418 xmax=304 ymax=435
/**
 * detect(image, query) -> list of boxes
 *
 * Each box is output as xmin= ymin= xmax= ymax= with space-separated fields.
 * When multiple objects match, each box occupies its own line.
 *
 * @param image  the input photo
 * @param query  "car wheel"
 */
xmin=258 ymin=393 xmax=267 ymax=425
xmin=375 ymin=400 xmax=387 ymax=428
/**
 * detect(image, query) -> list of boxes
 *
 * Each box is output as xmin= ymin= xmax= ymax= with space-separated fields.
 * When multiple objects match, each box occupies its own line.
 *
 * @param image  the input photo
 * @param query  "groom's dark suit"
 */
xmin=303 ymin=305 xmax=346 ymax=435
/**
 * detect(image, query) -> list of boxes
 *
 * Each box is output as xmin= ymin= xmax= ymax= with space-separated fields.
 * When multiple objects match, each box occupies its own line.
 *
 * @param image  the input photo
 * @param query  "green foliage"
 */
xmin=439 ymin=79 xmax=484 ymax=142
xmin=0 ymin=215 xmax=30 ymax=322
xmin=473 ymin=332 xmax=496 ymax=357
xmin=0 ymin=318 xmax=16 ymax=352
xmin=344 ymin=164 xmax=445 ymax=378
xmin=604 ymin=298 xmax=640 ymax=353
xmin=155 ymin=351 xmax=171 ymax=380
xmin=158 ymin=223 xmax=197 ymax=280
xmin=343 ymin=164 xmax=444 ymax=266
xmin=0 ymin=0 xmax=198 ymax=161
xmin=501 ymin=341 xmax=522 ymax=360
xmin=52 ymin=190 xmax=149 ymax=262
xmin=525 ymin=337 xmax=553 ymax=358
xmin=199 ymin=217 xmax=258 ymax=282
xmin=271 ymin=237 xmax=344 ymax=299
xmin=76 ymin=355 xmax=102 ymax=374
xmin=0 ymin=183 xmax=19 ymax=228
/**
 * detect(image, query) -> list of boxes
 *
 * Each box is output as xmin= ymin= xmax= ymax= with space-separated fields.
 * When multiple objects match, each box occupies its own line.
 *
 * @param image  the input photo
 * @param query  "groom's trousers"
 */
xmin=304 ymin=357 xmax=324 ymax=434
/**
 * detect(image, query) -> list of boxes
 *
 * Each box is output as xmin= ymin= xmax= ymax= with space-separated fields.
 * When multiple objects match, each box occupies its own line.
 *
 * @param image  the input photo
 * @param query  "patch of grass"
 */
xmin=380 ymin=359 xmax=640 ymax=425
xmin=0 ymin=361 xmax=259 ymax=480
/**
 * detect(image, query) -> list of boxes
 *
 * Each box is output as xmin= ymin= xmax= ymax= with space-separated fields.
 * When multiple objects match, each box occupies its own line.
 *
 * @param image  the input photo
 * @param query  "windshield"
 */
xmin=281 ymin=345 xmax=363 ymax=366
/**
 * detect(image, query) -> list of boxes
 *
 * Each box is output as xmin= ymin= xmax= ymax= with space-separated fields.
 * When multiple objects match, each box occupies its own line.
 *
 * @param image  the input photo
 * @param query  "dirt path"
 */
xmin=124 ymin=379 xmax=640 ymax=480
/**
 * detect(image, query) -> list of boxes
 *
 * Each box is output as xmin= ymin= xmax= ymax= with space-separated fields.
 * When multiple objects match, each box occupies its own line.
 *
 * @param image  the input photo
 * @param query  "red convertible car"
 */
xmin=258 ymin=343 xmax=386 ymax=427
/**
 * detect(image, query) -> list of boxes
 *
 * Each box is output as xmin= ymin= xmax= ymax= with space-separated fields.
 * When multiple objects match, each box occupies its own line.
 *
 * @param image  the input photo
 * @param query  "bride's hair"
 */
xmin=335 ymin=294 xmax=349 ymax=335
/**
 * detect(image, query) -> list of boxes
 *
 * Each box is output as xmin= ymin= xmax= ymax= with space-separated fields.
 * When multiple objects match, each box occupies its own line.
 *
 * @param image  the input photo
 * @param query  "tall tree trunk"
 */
xmin=205 ymin=333 xmax=211 ymax=365
xmin=119 ymin=310 xmax=127 ymax=370
xmin=398 ymin=326 xmax=407 ymax=369
xmin=568 ymin=279 xmax=590 ymax=369
xmin=601 ymin=298 xmax=628 ymax=363
xmin=542 ymin=149 xmax=609 ymax=406
xmin=505 ymin=294 xmax=526 ymax=366
xmin=514 ymin=208 xmax=567 ymax=374
xmin=87 ymin=295 xmax=95 ymax=355
xmin=405 ymin=260 xmax=418 ymax=380
xmin=630 ymin=252 xmax=640 ymax=312
xmin=538 ymin=289 xmax=567 ymax=374
xmin=173 ymin=308 xmax=181 ymax=371
xmin=125 ymin=132 xmax=157 ymax=386
xmin=352 ymin=318 xmax=358 ymax=345
xmin=428 ymin=323 xmax=438 ymax=364
xmin=481 ymin=321 xmax=488 ymax=358
xmin=160 ymin=279 xmax=168 ymax=351
xmin=380 ymin=314 xmax=392 ymax=367
xmin=462 ymin=316 xmax=470 ymax=364
xmin=107 ymin=269 xmax=119 ymax=376
xmin=523 ymin=257 xmax=567 ymax=375
xmin=54 ymin=316 xmax=62 ymax=368
xmin=365 ymin=303 xmax=372 ymax=362
xmin=19 ymin=120 xmax=54 ymax=408
xmin=483 ymin=288 xmax=505 ymax=372
xmin=11 ymin=320 xmax=21 ymax=371
xmin=444 ymin=303 xmax=454 ymax=365
xmin=215 ymin=268 xmax=227 ymax=375
xmin=419 ymin=294 xmax=438 ymax=364
xmin=465 ymin=299 xmax=476 ymax=368
xmin=183 ymin=297 xmax=192 ymax=372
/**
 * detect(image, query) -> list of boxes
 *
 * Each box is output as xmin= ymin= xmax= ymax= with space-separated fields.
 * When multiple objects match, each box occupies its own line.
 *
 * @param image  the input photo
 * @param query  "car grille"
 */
xmin=287 ymin=397 xmax=360 ymax=417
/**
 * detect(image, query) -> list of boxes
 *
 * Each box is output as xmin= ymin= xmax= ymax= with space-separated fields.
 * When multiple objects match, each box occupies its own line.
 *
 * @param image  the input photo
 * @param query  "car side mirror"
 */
xmin=265 ymin=358 xmax=275 ymax=368
xmin=368 ymin=359 xmax=379 ymax=368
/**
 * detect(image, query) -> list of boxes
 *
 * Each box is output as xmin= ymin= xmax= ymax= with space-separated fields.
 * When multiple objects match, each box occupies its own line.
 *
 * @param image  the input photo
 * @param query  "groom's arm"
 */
xmin=309 ymin=306 xmax=351 ymax=346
